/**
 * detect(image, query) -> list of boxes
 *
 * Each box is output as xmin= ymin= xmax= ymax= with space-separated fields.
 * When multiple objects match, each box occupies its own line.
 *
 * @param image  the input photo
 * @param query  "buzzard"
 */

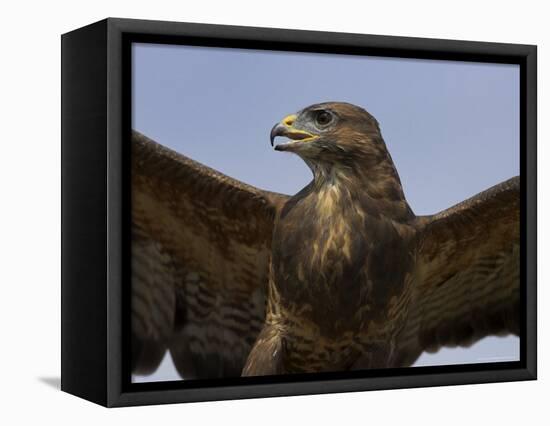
xmin=132 ymin=102 xmax=519 ymax=378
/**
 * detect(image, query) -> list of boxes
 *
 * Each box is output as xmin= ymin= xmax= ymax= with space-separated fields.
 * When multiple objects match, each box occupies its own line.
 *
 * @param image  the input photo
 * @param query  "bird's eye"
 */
xmin=315 ymin=110 xmax=333 ymax=127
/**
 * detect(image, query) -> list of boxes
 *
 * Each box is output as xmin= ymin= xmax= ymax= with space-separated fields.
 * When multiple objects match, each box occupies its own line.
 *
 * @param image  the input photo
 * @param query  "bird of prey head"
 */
xmin=270 ymin=102 xmax=409 ymax=212
xmin=270 ymin=102 xmax=385 ymax=168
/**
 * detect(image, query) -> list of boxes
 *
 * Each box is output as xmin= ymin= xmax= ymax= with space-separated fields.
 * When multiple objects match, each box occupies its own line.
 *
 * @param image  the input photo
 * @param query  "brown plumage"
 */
xmin=131 ymin=102 xmax=519 ymax=378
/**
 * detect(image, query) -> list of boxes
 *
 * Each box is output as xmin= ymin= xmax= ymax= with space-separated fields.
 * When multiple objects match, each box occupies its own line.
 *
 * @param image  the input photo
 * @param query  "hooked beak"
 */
xmin=270 ymin=114 xmax=319 ymax=151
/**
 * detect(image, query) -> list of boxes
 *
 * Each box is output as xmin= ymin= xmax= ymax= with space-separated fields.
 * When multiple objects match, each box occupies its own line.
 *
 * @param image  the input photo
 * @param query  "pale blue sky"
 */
xmin=132 ymin=42 xmax=520 ymax=382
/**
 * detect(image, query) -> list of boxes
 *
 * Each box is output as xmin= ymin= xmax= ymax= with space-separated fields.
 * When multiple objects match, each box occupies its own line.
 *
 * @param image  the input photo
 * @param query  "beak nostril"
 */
xmin=283 ymin=115 xmax=296 ymax=127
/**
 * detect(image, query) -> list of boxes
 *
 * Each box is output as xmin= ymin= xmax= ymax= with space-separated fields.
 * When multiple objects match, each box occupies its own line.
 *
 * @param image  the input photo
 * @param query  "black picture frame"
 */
xmin=61 ymin=17 xmax=537 ymax=407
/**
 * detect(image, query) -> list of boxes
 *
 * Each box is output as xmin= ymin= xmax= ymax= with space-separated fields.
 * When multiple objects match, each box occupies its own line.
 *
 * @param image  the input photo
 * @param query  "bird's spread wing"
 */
xmin=395 ymin=177 xmax=520 ymax=367
xmin=131 ymin=130 xmax=288 ymax=379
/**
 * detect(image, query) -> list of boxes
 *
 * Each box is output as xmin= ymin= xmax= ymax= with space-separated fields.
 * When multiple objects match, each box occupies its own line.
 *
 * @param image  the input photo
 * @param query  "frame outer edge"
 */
xmin=105 ymin=17 xmax=536 ymax=57
xmin=525 ymin=45 xmax=537 ymax=379
xmin=61 ymin=19 xmax=109 ymax=406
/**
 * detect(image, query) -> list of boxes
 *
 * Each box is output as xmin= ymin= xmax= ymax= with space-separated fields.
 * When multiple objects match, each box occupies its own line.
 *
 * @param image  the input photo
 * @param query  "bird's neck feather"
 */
xmin=304 ymin=155 xmax=413 ymax=222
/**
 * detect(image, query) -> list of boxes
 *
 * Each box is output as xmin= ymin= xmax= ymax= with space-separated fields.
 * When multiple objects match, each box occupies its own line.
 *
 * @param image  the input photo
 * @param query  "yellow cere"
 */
xmin=283 ymin=114 xmax=297 ymax=127
xmin=281 ymin=113 xmax=319 ymax=142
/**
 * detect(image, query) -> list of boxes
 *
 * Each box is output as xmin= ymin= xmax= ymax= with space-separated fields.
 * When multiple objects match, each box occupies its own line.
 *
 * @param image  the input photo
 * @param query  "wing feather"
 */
xmin=131 ymin=130 xmax=288 ymax=378
xmin=394 ymin=177 xmax=520 ymax=367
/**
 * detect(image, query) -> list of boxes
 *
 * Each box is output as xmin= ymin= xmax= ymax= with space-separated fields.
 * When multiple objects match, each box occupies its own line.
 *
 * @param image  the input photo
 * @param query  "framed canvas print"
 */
xmin=61 ymin=18 xmax=537 ymax=407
